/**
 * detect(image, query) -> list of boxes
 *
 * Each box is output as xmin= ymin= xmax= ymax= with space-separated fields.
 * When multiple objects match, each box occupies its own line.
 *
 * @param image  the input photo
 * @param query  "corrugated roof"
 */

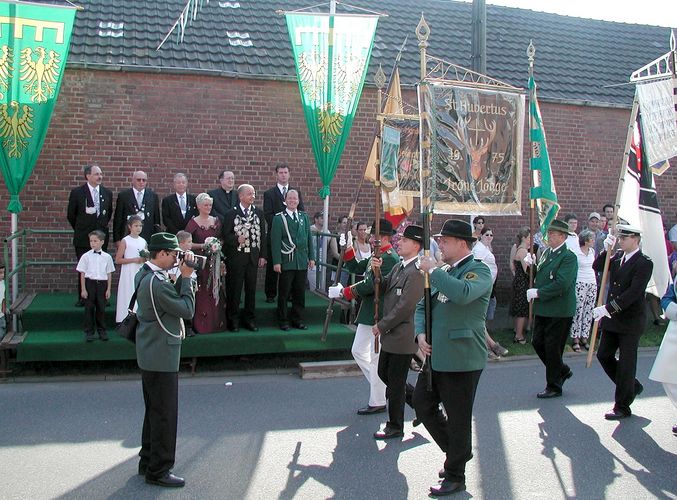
xmin=47 ymin=0 xmax=676 ymax=106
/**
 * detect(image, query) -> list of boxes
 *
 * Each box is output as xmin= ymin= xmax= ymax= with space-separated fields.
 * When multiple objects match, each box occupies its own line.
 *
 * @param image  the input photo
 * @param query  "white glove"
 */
xmin=593 ymin=305 xmax=611 ymax=321
xmin=523 ymin=253 xmax=535 ymax=266
xmin=603 ymin=234 xmax=617 ymax=251
xmin=328 ymin=283 xmax=344 ymax=299
xmin=526 ymin=288 xmax=539 ymax=302
xmin=346 ymin=230 xmax=353 ymax=248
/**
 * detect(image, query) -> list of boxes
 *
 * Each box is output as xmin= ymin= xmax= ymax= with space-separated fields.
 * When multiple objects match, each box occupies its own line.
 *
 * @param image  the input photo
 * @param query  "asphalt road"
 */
xmin=1 ymin=352 xmax=675 ymax=500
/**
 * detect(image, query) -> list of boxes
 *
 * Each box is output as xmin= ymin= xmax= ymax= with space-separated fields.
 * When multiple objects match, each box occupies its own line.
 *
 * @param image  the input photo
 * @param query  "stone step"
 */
xmin=298 ymin=360 xmax=362 ymax=379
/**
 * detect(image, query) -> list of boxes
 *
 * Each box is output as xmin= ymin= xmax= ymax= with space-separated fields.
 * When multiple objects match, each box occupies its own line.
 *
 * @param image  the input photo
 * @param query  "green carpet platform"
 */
xmin=15 ymin=292 xmax=354 ymax=362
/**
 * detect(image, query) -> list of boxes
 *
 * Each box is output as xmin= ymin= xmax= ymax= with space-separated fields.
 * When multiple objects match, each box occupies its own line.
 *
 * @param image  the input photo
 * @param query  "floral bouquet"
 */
xmin=203 ymin=237 xmax=222 ymax=257
xmin=203 ymin=237 xmax=223 ymax=304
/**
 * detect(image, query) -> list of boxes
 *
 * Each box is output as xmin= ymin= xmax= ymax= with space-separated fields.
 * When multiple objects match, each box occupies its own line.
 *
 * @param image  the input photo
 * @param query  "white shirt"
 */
xmin=76 ymin=249 xmax=115 ymax=280
xmin=472 ymin=240 xmax=498 ymax=283
xmin=576 ymin=248 xmax=597 ymax=284
xmin=565 ymin=234 xmax=579 ymax=253
xmin=622 ymin=248 xmax=640 ymax=262
xmin=401 ymin=255 xmax=418 ymax=268
xmin=278 ymin=183 xmax=289 ymax=196
xmin=285 ymin=208 xmax=298 ymax=220
xmin=134 ymin=189 xmax=145 ymax=206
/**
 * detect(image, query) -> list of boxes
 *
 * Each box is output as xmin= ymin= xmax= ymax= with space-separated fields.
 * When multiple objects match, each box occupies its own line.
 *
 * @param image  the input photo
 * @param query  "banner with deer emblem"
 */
xmin=0 ymin=2 xmax=76 ymax=213
xmin=421 ymin=82 xmax=525 ymax=215
xmin=285 ymin=12 xmax=377 ymax=199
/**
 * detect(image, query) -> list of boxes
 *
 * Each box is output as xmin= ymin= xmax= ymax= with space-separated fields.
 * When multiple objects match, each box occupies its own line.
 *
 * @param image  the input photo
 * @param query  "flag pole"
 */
xmin=417 ymin=14 xmax=434 ymax=391
xmin=586 ymin=95 xmax=640 ymax=368
xmin=526 ymin=40 xmax=536 ymax=340
xmin=372 ymin=65 xmax=386 ymax=355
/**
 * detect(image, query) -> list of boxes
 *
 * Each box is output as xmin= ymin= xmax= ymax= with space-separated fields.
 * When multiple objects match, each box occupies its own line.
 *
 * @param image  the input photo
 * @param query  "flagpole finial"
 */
xmin=375 ymin=64 xmax=386 ymax=89
xmin=416 ymin=14 xmax=430 ymax=47
xmin=527 ymin=40 xmax=535 ymax=65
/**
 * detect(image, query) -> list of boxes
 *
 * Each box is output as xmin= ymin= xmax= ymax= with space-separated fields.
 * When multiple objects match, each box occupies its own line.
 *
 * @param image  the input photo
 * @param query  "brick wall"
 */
xmin=1 ymin=68 xmax=676 ymax=300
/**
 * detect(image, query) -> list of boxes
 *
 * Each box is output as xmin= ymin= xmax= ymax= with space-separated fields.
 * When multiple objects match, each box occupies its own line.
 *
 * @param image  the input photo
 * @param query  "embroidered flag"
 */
xmin=618 ymin=104 xmax=671 ymax=298
xmin=285 ymin=12 xmax=377 ymax=199
xmin=529 ymin=75 xmax=559 ymax=238
xmin=0 ymin=1 xmax=76 ymax=213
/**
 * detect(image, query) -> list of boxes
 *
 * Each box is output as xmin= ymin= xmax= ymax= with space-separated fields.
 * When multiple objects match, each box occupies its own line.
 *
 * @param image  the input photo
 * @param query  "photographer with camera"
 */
xmin=185 ymin=193 xmax=226 ymax=334
xmin=135 ymin=232 xmax=196 ymax=488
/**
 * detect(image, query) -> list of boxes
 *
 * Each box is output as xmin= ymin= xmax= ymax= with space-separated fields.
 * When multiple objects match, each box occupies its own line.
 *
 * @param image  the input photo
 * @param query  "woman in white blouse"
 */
xmin=570 ymin=229 xmax=597 ymax=351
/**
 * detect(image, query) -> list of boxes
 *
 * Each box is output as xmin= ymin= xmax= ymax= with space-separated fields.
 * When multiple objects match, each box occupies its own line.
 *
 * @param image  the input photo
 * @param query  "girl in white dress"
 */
xmin=115 ymin=216 xmax=147 ymax=323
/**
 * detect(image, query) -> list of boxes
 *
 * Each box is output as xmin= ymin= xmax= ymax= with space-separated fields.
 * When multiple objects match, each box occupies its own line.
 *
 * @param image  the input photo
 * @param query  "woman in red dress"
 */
xmin=185 ymin=193 xmax=226 ymax=333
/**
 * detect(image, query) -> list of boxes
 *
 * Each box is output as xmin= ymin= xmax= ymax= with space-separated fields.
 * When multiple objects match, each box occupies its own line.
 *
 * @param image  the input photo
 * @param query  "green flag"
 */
xmin=285 ymin=12 xmax=377 ymax=199
xmin=529 ymin=75 xmax=559 ymax=236
xmin=0 ymin=1 xmax=76 ymax=213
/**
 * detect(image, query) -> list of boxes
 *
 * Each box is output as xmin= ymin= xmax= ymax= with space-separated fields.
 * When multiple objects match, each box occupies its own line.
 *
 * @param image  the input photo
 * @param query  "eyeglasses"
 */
xmin=483 ymin=233 xmax=493 ymax=237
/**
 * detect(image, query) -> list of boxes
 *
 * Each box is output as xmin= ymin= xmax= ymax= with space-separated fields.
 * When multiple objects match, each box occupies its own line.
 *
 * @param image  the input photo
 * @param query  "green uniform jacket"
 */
xmin=270 ymin=211 xmax=314 ymax=271
xmin=344 ymin=246 xmax=399 ymax=326
xmin=135 ymin=264 xmax=195 ymax=373
xmin=414 ymin=255 xmax=492 ymax=372
xmin=533 ymin=244 xmax=578 ymax=317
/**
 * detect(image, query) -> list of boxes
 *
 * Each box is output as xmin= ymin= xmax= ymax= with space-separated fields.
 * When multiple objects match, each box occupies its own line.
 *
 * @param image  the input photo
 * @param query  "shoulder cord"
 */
xmin=279 ymin=214 xmax=296 ymax=259
xmin=149 ymin=272 xmax=184 ymax=339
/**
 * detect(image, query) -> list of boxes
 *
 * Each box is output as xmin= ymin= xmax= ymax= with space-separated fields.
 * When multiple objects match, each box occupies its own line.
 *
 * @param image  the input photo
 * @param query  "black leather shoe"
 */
xmin=228 ymin=324 xmax=240 ymax=332
xmin=357 ymin=405 xmax=386 ymax=415
xmin=243 ymin=322 xmax=258 ymax=332
xmin=99 ymin=331 xmax=109 ymax=341
xmin=537 ymin=388 xmax=562 ymax=399
xmin=292 ymin=322 xmax=308 ymax=330
xmin=373 ymin=426 xmax=404 ymax=440
xmin=145 ymin=473 xmax=185 ymax=488
xmin=280 ymin=324 xmax=290 ymax=331
xmin=430 ymin=479 xmax=465 ymax=496
xmin=604 ymin=408 xmax=631 ymax=420
xmin=75 ymin=299 xmax=85 ymax=307
xmin=265 ymin=297 xmax=276 ymax=303
xmin=562 ymin=370 xmax=573 ymax=384
xmin=85 ymin=332 xmax=95 ymax=342
xmin=186 ymin=329 xmax=196 ymax=337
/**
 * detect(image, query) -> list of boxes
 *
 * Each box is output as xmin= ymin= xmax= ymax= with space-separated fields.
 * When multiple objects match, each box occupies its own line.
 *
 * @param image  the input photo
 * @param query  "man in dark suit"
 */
xmin=371 ymin=224 xmax=424 ymax=440
xmin=414 ymin=219 xmax=493 ymax=496
xmin=67 ymin=164 xmax=113 ymax=306
xmin=161 ymin=173 xmax=197 ymax=234
xmin=208 ymin=170 xmax=238 ymax=222
xmin=222 ymin=184 xmax=267 ymax=332
xmin=593 ymin=224 xmax=653 ymax=420
xmin=270 ymin=190 xmax=314 ymax=331
xmin=263 ymin=163 xmax=304 ymax=303
xmin=135 ymin=233 xmax=195 ymax=488
xmin=526 ymin=219 xmax=578 ymax=399
xmin=113 ymin=170 xmax=161 ymax=243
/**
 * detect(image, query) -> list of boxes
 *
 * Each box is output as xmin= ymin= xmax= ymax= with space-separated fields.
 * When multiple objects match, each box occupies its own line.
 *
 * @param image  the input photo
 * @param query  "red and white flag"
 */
xmin=617 ymin=103 xmax=671 ymax=297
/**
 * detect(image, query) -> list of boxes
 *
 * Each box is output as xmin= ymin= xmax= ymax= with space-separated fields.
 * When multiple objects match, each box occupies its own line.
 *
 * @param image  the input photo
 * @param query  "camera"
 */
xmin=177 ymin=251 xmax=207 ymax=271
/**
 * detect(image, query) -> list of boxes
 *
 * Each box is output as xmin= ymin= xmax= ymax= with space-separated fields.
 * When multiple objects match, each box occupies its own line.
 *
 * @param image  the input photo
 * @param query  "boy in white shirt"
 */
xmin=77 ymin=230 xmax=115 ymax=342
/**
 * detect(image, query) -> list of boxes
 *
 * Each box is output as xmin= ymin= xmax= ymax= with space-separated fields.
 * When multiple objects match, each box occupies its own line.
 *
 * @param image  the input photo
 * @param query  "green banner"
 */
xmin=285 ymin=12 xmax=377 ymax=199
xmin=0 ymin=1 xmax=76 ymax=213
xmin=528 ymin=76 xmax=559 ymax=237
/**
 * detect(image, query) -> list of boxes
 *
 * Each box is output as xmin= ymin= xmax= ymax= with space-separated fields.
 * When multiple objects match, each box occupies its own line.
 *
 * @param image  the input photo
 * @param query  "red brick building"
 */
xmin=1 ymin=0 xmax=675 ymax=299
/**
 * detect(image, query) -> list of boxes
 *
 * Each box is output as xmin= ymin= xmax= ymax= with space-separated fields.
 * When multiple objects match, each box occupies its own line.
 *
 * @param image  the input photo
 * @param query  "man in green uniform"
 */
xmin=328 ymin=218 xmax=400 ymax=414
xmin=270 ymin=189 xmax=315 ymax=330
xmin=135 ymin=233 xmax=196 ymax=488
xmin=526 ymin=219 xmax=578 ymax=399
xmin=414 ymin=219 xmax=493 ymax=496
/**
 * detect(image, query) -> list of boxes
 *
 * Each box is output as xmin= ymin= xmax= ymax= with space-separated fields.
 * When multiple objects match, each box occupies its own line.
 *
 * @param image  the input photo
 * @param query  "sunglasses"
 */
xmin=483 ymin=233 xmax=493 ymax=237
